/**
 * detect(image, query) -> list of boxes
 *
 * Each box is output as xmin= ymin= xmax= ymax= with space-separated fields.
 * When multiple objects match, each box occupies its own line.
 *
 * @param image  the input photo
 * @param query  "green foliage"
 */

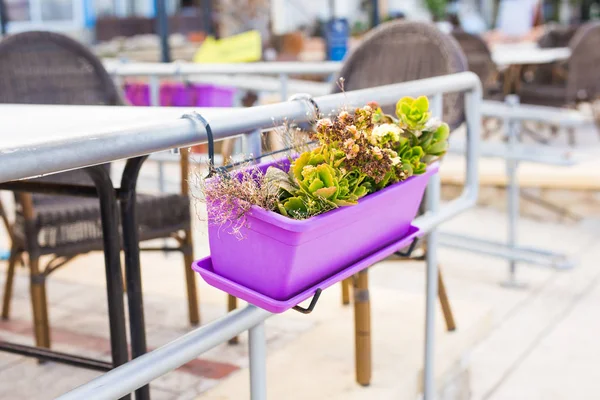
xmin=202 ymin=95 xmax=451 ymax=224
xmin=396 ymin=96 xmax=432 ymax=131
xmin=423 ymin=0 xmax=447 ymax=20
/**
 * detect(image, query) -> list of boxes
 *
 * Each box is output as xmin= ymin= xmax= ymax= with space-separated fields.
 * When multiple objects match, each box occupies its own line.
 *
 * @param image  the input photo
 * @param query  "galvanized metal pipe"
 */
xmin=249 ymin=322 xmax=267 ymax=400
xmin=56 ymin=306 xmax=272 ymax=400
xmin=0 ymin=72 xmax=481 ymax=184
xmin=105 ymin=60 xmax=342 ymax=77
xmin=423 ymin=93 xmax=443 ymax=400
xmin=505 ymin=95 xmax=520 ymax=285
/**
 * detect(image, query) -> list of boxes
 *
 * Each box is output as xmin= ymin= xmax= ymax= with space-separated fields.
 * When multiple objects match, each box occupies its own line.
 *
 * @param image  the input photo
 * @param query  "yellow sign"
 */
xmin=193 ymin=30 xmax=262 ymax=63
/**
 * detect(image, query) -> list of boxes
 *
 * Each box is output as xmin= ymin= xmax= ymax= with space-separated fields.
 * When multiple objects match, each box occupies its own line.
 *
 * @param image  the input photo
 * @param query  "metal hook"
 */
xmin=394 ymin=238 xmax=419 ymax=258
xmin=181 ymin=111 xmax=215 ymax=176
xmin=292 ymin=288 xmax=322 ymax=314
xmin=288 ymin=93 xmax=322 ymax=124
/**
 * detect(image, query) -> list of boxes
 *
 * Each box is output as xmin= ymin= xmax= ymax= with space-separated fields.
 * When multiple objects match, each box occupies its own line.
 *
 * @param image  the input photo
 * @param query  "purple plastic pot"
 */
xmin=208 ymin=159 xmax=438 ymax=301
xmin=194 ymin=225 xmax=420 ymax=313
xmin=193 ymin=84 xmax=236 ymax=107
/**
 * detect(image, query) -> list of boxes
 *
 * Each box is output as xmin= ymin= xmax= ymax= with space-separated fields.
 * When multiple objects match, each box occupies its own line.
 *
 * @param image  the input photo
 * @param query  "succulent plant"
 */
xmin=416 ymin=120 xmax=450 ymax=164
xmin=291 ymin=150 xmax=370 ymax=205
xmin=396 ymin=96 xmax=431 ymax=131
xmin=200 ymin=95 xmax=450 ymax=225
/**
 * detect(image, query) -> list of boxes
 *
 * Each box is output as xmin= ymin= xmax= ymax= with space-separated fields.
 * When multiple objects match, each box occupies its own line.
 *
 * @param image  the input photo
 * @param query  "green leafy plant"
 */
xmin=423 ymin=0 xmax=448 ymax=21
xmin=199 ymin=95 xmax=450 ymax=225
xmin=396 ymin=96 xmax=432 ymax=131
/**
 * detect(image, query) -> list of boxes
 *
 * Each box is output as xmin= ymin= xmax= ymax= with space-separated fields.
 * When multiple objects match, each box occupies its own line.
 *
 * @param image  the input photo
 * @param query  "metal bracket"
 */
xmin=288 ymin=93 xmax=322 ymax=124
xmin=394 ymin=238 xmax=419 ymax=258
xmin=292 ymin=289 xmax=322 ymax=314
xmin=181 ymin=111 xmax=214 ymax=165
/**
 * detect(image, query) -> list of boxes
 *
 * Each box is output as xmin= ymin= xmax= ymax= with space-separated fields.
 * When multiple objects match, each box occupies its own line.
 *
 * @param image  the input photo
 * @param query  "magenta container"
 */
xmin=207 ymin=158 xmax=438 ymax=301
xmin=194 ymin=225 xmax=419 ymax=313
xmin=193 ymin=84 xmax=236 ymax=107
xmin=124 ymin=82 xmax=150 ymax=106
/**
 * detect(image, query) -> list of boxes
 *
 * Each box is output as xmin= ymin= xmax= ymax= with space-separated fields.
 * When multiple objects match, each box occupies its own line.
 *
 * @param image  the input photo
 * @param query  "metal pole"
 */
xmin=155 ymin=0 xmax=171 ymax=63
xmin=148 ymin=75 xmax=167 ymax=194
xmin=423 ymin=93 xmax=443 ymax=400
xmin=371 ymin=0 xmax=380 ymax=27
xmin=502 ymin=94 xmax=523 ymax=288
xmin=248 ymin=322 xmax=267 ymax=400
xmin=201 ymin=0 xmax=214 ymax=36
xmin=57 ymin=306 xmax=272 ymax=400
xmin=279 ymin=73 xmax=289 ymax=101
xmin=423 ymin=173 xmax=441 ymax=400
xmin=0 ymin=0 xmax=8 ymax=35
xmin=149 ymin=75 xmax=161 ymax=107
xmin=244 ymin=129 xmax=262 ymax=160
xmin=0 ymin=74 xmax=482 ymax=198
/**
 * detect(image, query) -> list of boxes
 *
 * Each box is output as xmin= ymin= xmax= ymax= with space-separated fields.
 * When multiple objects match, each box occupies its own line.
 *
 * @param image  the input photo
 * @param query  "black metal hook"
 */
xmin=288 ymin=93 xmax=322 ymax=124
xmin=394 ymin=238 xmax=419 ymax=258
xmin=292 ymin=288 xmax=322 ymax=314
xmin=181 ymin=111 xmax=215 ymax=177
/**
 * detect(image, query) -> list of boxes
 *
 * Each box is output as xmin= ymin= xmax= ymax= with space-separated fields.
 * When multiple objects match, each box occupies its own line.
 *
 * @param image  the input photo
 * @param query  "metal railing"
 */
xmin=105 ymin=59 xmax=339 ymax=100
xmin=55 ymin=72 xmax=482 ymax=400
xmin=105 ymin=59 xmax=338 ymax=193
xmin=441 ymin=95 xmax=599 ymax=286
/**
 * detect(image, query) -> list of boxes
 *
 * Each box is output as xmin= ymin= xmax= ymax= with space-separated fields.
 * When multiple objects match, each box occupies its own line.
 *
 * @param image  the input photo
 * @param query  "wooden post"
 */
xmin=353 ymin=270 xmax=371 ymax=386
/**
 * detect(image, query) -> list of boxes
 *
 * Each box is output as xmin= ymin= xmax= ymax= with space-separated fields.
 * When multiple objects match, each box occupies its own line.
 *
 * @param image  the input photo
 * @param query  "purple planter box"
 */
xmin=193 ymin=84 xmax=237 ymax=107
xmin=193 ymin=225 xmax=419 ymax=313
xmin=207 ymin=158 xmax=438 ymax=301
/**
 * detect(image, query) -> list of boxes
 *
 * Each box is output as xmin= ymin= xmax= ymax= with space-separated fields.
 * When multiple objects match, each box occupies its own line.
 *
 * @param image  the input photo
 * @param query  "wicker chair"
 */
xmin=332 ymin=21 xmax=466 ymax=132
xmin=452 ymin=29 xmax=503 ymax=100
xmin=519 ymin=22 xmax=600 ymax=144
xmin=0 ymin=31 xmax=200 ymax=351
xmin=331 ymin=20 xmax=467 ymax=385
xmin=520 ymin=22 xmax=600 ymax=107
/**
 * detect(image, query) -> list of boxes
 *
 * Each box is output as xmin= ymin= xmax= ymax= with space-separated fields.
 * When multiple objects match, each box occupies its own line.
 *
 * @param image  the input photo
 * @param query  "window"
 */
xmin=41 ymin=0 xmax=74 ymax=21
xmin=3 ymin=0 xmax=83 ymax=33
xmin=5 ymin=0 xmax=30 ymax=22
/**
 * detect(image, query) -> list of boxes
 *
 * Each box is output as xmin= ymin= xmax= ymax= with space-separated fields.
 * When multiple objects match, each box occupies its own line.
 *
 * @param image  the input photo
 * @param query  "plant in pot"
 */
xmin=424 ymin=0 xmax=448 ymax=22
xmin=194 ymin=95 xmax=450 ymax=304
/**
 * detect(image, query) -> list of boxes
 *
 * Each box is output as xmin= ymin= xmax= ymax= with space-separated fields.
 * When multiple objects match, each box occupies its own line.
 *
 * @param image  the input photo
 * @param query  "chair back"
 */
xmin=537 ymin=23 xmax=579 ymax=48
xmin=0 ymin=31 xmax=122 ymax=205
xmin=331 ymin=20 xmax=468 ymax=131
xmin=567 ymin=22 xmax=600 ymax=103
xmin=452 ymin=29 xmax=495 ymax=88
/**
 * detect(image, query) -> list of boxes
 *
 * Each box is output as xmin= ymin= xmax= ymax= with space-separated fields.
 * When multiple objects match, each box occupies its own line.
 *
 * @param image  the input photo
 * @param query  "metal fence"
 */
xmin=55 ymin=72 xmax=482 ymax=400
xmin=441 ymin=95 xmax=598 ymax=285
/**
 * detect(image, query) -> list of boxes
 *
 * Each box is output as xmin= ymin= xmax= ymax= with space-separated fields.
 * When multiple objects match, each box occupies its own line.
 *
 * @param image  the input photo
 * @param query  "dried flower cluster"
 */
xmin=200 ymin=95 xmax=450 ymax=227
xmin=198 ymin=166 xmax=280 ymax=237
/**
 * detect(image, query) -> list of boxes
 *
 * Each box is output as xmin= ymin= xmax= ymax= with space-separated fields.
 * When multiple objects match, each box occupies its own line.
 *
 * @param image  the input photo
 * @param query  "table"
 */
xmin=490 ymin=43 xmax=571 ymax=94
xmin=0 ymin=105 xmax=231 ymax=400
xmin=491 ymin=43 xmax=571 ymax=66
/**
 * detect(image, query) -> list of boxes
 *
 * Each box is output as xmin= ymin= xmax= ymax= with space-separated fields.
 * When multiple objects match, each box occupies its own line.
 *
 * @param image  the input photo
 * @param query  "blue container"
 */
xmin=325 ymin=18 xmax=349 ymax=61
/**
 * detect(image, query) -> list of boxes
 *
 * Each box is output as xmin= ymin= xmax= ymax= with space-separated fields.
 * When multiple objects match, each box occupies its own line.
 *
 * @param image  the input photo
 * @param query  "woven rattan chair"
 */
xmin=0 ymin=31 xmax=200 ymax=350
xmin=452 ymin=29 xmax=504 ymax=138
xmin=519 ymin=22 xmax=600 ymax=144
xmin=331 ymin=20 xmax=466 ymax=385
xmin=452 ymin=29 xmax=503 ymax=100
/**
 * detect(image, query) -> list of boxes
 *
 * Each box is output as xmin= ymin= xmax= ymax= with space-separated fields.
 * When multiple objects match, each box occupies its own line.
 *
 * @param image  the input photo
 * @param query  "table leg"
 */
xmin=120 ymin=156 xmax=151 ymax=400
xmin=86 ymin=166 xmax=131 ymax=400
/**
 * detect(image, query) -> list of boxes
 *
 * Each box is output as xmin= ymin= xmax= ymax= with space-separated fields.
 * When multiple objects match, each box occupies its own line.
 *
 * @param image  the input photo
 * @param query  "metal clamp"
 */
xmin=394 ymin=238 xmax=419 ymax=258
xmin=181 ymin=111 xmax=215 ymax=176
xmin=288 ymin=93 xmax=322 ymax=124
xmin=292 ymin=289 xmax=322 ymax=314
